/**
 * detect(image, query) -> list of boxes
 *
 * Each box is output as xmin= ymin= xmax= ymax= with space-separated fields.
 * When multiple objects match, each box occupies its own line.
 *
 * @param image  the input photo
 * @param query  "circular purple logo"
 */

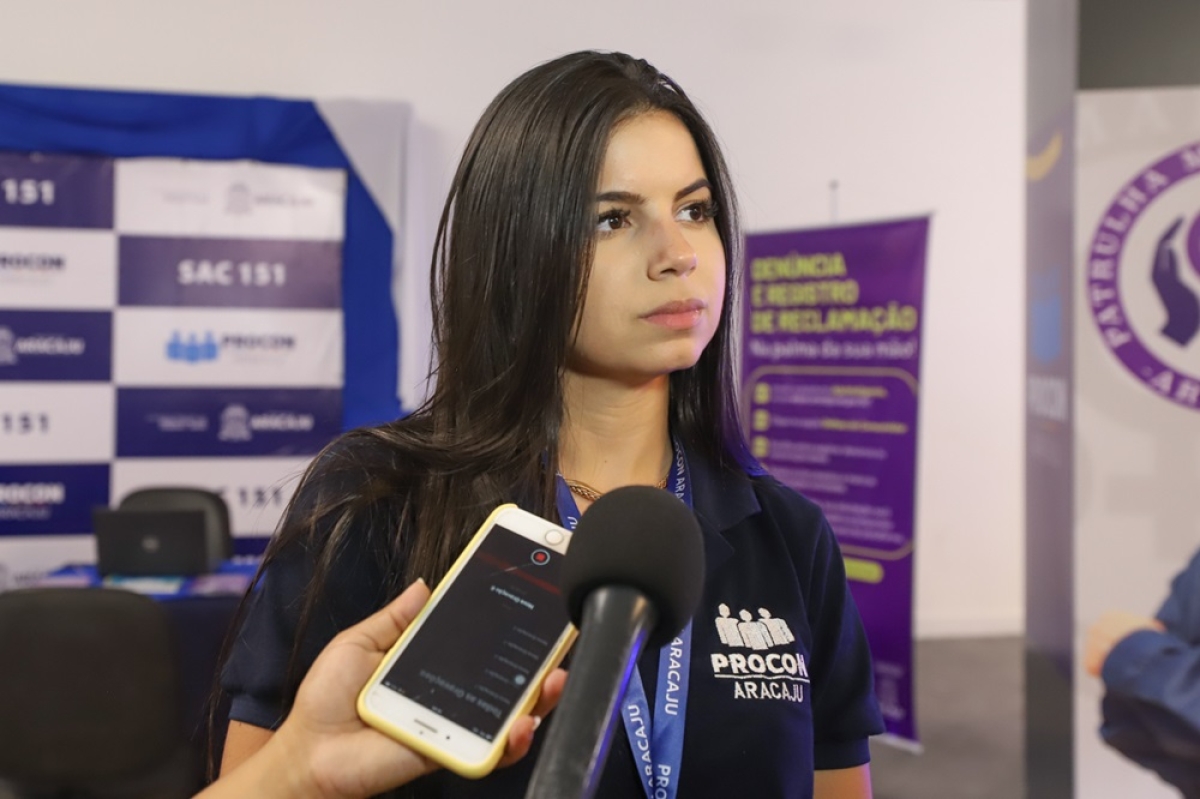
xmin=1087 ymin=140 xmax=1200 ymax=409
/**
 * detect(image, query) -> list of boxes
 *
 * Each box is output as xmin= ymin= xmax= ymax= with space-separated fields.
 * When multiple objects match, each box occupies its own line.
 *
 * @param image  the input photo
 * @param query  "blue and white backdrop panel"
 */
xmin=0 ymin=86 xmax=414 ymax=589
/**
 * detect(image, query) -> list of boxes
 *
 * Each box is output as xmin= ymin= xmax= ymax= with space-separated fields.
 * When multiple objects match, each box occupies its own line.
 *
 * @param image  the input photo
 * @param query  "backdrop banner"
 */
xmin=740 ymin=217 xmax=930 ymax=744
xmin=0 ymin=85 xmax=410 ymax=588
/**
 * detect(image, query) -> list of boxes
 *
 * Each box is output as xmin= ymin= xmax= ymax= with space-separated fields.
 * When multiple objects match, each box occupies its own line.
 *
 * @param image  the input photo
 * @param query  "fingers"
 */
xmin=497 ymin=715 xmax=539 ymax=768
xmin=1083 ymin=643 xmax=1104 ymax=678
xmin=530 ymin=668 xmax=567 ymax=720
xmin=495 ymin=669 xmax=566 ymax=770
xmin=1084 ymin=612 xmax=1169 ymax=679
xmin=341 ymin=580 xmax=431 ymax=654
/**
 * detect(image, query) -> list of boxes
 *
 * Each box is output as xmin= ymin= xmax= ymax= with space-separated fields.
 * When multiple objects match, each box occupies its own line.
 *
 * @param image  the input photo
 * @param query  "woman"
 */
xmin=220 ymin=51 xmax=882 ymax=798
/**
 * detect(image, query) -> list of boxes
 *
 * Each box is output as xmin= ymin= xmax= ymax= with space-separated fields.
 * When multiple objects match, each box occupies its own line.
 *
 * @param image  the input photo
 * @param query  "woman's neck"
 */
xmin=559 ymin=372 xmax=672 ymax=495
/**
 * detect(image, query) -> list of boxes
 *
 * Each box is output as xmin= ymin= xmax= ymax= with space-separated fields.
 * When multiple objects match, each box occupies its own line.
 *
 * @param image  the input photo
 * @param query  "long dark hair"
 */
xmin=210 ymin=50 xmax=752 ymax=771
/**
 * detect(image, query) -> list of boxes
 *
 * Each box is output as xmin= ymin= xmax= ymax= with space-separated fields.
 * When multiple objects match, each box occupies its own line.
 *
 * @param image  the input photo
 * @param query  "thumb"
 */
xmin=340 ymin=579 xmax=432 ymax=654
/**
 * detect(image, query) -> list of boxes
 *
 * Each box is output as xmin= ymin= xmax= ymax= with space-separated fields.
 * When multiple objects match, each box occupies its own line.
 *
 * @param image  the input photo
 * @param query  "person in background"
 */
xmin=1085 ymin=547 xmax=1200 ymax=797
xmin=218 ymin=50 xmax=882 ymax=798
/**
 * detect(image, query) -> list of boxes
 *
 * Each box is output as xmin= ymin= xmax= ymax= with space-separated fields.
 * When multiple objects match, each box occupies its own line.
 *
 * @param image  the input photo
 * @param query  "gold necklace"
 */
xmin=564 ymin=474 xmax=669 ymax=502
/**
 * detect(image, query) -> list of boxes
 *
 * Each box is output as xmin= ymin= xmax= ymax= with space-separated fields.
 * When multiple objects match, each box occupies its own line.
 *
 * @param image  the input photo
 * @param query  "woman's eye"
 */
xmin=678 ymin=201 xmax=716 ymax=223
xmin=596 ymin=209 xmax=629 ymax=233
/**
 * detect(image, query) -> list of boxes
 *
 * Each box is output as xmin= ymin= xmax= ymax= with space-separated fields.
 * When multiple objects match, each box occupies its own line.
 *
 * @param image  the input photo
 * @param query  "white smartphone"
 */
xmin=357 ymin=504 xmax=576 ymax=778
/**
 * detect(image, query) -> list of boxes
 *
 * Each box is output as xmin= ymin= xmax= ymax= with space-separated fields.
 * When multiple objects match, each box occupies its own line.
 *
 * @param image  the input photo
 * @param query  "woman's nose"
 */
xmin=649 ymin=221 xmax=698 ymax=279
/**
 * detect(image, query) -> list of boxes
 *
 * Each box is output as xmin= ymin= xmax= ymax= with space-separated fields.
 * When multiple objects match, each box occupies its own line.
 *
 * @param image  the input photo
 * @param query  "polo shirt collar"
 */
xmin=684 ymin=443 xmax=761 ymax=576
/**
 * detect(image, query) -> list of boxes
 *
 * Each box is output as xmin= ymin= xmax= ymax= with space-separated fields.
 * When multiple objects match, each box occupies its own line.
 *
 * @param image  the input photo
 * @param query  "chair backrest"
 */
xmin=0 ymin=588 xmax=182 ymax=789
xmin=119 ymin=487 xmax=233 ymax=563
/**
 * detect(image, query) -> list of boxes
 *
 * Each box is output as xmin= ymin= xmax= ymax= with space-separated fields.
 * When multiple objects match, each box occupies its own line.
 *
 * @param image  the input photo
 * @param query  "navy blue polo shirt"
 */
xmin=223 ymin=439 xmax=883 ymax=798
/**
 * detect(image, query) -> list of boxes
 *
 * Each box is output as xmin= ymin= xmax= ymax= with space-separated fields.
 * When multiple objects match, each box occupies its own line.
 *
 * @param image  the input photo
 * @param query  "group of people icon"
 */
xmin=714 ymin=604 xmax=795 ymax=650
xmin=166 ymin=331 xmax=219 ymax=363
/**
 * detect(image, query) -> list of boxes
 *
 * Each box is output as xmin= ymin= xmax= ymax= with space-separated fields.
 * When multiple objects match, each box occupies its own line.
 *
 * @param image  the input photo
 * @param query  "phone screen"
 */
xmin=380 ymin=524 xmax=569 ymax=741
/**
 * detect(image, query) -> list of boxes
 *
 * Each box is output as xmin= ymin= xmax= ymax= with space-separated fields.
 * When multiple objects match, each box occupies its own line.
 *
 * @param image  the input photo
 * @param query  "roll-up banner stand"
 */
xmin=741 ymin=217 xmax=930 ymax=747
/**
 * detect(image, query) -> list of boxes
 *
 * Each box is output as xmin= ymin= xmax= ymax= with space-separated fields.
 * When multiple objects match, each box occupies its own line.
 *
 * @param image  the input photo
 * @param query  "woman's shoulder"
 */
xmin=277 ymin=419 xmax=430 ymax=550
xmin=318 ymin=418 xmax=426 ymax=467
xmin=258 ymin=423 xmax=417 ymax=613
xmin=744 ymin=469 xmax=830 ymax=532
xmin=687 ymin=448 xmax=830 ymax=545
xmin=732 ymin=469 xmax=853 ymax=582
xmin=299 ymin=418 xmax=432 ymax=493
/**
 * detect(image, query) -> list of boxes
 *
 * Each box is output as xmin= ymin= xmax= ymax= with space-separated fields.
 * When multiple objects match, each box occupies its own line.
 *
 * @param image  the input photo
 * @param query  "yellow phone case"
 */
xmin=356 ymin=503 xmax=577 ymax=779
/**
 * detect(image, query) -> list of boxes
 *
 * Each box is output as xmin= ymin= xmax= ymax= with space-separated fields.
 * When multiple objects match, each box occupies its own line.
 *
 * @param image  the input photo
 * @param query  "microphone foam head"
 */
xmin=562 ymin=485 xmax=705 ymax=649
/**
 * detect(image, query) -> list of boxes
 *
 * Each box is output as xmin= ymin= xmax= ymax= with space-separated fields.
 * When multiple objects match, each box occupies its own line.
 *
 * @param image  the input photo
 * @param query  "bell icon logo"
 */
xmin=218 ymin=404 xmax=252 ymax=442
xmin=0 ymin=327 xmax=15 ymax=366
xmin=226 ymin=182 xmax=252 ymax=215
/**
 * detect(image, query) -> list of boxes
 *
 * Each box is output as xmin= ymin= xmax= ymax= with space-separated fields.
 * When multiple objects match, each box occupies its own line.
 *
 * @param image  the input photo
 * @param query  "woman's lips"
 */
xmin=642 ymin=299 xmax=707 ymax=330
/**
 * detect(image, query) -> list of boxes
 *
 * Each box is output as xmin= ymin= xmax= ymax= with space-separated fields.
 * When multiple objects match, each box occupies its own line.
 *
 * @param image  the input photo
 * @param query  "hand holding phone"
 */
xmin=201 ymin=581 xmax=565 ymax=799
xmin=357 ymin=505 xmax=577 ymax=779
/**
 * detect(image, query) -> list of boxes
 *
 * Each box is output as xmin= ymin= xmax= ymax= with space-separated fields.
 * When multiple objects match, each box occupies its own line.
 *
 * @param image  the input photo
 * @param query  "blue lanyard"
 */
xmin=555 ymin=441 xmax=693 ymax=799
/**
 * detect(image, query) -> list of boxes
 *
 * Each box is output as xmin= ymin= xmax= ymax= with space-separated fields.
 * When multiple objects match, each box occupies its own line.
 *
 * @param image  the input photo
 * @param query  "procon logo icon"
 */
xmin=0 ymin=252 xmax=65 ymax=272
xmin=167 ymin=331 xmax=218 ymax=363
xmin=708 ymin=603 xmax=807 ymax=704
xmin=0 ymin=482 xmax=65 ymax=505
xmin=166 ymin=331 xmax=296 ymax=364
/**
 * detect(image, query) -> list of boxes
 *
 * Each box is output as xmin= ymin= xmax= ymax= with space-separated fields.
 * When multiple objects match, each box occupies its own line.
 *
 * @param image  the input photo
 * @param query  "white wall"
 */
xmin=0 ymin=0 xmax=1026 ymax=637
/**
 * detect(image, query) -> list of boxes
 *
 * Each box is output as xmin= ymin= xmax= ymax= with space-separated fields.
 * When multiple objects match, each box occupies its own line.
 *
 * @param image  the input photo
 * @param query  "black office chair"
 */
xmin=0 ymin=588 xmax=197 ymax=798
xmin=119 ymin=487 xmax=234 ymax=565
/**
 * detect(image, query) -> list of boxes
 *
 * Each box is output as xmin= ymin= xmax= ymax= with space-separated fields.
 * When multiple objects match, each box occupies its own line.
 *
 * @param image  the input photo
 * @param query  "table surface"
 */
xmin=35 ymin=557 xmax=261 ymax=599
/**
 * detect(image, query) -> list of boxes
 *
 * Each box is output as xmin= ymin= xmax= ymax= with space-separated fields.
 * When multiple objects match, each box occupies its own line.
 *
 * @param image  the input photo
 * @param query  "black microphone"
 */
xmin=525 ymin=485 xmax=705 ymax=799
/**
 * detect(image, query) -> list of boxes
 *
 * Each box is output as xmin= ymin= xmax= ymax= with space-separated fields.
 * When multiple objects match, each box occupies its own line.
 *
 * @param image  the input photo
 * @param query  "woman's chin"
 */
xmin=566 ymin=342 xmax=709 ymax=384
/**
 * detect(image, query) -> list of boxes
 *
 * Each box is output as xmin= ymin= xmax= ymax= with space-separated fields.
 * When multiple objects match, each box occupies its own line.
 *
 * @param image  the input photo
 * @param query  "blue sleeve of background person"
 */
xmin=1156 ymin=548 xmax=1200 ymax=641
xmin=1099 ymin=549 xmax=1200 ymax=794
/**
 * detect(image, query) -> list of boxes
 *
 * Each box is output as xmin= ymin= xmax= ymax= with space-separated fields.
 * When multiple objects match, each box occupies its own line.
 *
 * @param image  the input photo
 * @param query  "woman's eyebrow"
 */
xmin=595 ymin=178 xmax=712 ymax=205
xmin=596 ymin=190 xmax=644 ymax=204
xmin=674 ymin=178 xmax=712 ymax=200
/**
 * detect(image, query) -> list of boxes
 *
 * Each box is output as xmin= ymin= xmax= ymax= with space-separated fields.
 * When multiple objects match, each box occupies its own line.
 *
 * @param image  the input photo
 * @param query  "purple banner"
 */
xmin=0 ymin=310 xmax=112 ymax=382
xmin=0 ymin=152 xmax=113 ymax=229
xmin=118 ymin=236 xmax=342 ymax=308
xmin=116 ymin=387 xmax=340 ymax=457
xmin=741 ymin=217 xmax=929 ymax=743
xmin=0 ymin=464 xmax=110 ymax=535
